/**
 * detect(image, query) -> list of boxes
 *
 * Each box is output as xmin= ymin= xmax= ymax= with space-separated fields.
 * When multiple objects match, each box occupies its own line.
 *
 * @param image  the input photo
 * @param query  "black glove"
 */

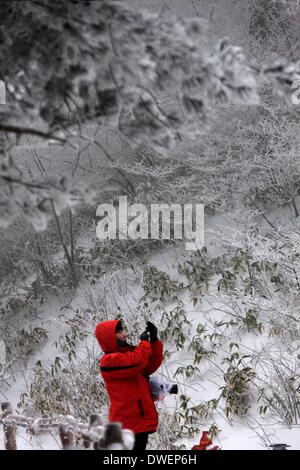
xmin=146 ymin=321 xmax=158 ymax=342
xmin=140 ymin=330 xmax=150 ymax=341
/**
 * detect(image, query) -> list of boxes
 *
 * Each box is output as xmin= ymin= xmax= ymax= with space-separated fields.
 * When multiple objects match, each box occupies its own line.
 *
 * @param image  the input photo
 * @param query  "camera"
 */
xmin=149 ymin=377 xmax=178 ymax=401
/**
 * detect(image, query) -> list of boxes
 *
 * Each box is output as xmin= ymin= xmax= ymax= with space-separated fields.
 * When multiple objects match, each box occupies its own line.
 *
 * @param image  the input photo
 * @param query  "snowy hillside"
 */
xmin=1 ymin=207 xmax=300 ymax=450
xmin=1 ymin=0 xmax=300 ymax=452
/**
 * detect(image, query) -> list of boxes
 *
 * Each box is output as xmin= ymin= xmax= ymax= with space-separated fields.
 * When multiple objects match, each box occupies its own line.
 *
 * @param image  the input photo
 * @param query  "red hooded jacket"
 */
xmin=95 ymin=320 xmax=164 ymax=434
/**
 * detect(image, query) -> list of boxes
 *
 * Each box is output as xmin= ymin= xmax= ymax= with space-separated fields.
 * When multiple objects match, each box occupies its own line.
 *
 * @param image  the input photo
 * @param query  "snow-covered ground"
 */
xmin=2 ymin=208 xmax=300 ymax=450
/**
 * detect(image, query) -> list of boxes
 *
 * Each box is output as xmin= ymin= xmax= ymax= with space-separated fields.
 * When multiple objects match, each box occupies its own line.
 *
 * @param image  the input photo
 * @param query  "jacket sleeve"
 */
xmin=143 ymin=339 xmax=164 ymax=376
xmin=100 ymin=340 xmax=152 ymax=379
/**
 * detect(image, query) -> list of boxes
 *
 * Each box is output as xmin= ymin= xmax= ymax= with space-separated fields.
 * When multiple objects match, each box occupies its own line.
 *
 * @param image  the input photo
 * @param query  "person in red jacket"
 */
xmin=95 ymin=319 xmax=164 ymax=451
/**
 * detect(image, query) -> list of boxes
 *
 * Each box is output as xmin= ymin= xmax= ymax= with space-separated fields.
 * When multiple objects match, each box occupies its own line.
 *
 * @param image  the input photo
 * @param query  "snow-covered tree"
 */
xmin=1 ymin=0 xmax=300 ymax=229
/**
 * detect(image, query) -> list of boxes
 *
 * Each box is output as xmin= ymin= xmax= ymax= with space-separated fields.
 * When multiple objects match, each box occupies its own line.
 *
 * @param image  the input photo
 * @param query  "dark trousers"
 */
xmin=133 ymin=432 xmax=149 ymax=451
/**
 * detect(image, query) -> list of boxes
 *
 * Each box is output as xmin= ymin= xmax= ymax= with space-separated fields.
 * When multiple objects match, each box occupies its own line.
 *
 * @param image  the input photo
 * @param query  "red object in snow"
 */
xmin=95 ymin=319 xmax=164 ymax=434
xmin=191 ymin=431 xmax=221 ymax=450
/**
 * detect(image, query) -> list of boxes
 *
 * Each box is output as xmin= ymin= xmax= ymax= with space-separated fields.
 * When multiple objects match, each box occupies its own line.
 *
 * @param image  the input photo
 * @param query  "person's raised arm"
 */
xmin=143 ymin=322 xmax=164 ymax=376
xmin=100 ymin=335 xmax=152 ymax=379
